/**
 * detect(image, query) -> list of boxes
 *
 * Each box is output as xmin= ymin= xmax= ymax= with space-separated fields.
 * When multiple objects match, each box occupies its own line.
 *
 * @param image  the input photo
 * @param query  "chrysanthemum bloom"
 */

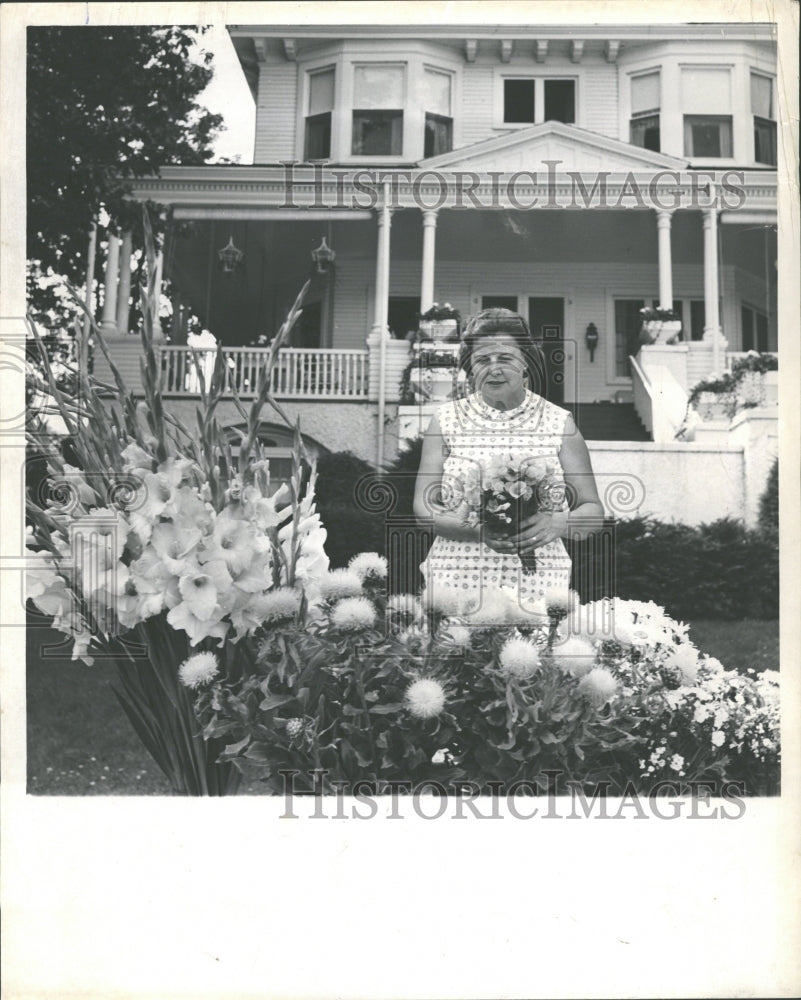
xmin=330 ymin=596 xmax=377 ymax=631
xmin=420 ymin=582 xmax=465 ymax=618
xmin=178 ymin=651 xmax=220 ymax=689
xmin=348 ymin=552 xmax=388 ymax=582
xmin=499 ymin=637 xmax=540 ymax=679
xmin=552 ymin=635 xmax=597 ymax=677
xmin=442 ymin=623 xmax=471 ymax=648
xmin=578 ymin=667 xmax=619 ymax=707
xmin=386 ymin=593 xmax=420 ymax=621
xmin=661 ymin=644 xmax=699 ymax=686
xmin=544 ymin=586 xmax=573 ymax=618
xmin=259 ymin=587 xmax=303 ymax=623
xmin=405 ymin=678 xmax=446 ymax=719
xmin=319 ymin=568 xmax=364 ymax=601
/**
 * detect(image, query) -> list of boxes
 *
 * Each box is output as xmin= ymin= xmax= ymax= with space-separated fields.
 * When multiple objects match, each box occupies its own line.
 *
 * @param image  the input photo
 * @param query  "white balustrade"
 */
xmin=158 ymin=345 xmax=370 ymax=399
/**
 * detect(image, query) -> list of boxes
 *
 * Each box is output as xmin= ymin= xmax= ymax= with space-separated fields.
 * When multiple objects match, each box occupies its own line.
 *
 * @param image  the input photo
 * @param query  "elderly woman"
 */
xmin=413 ymin=308 xmax=604 ymax=613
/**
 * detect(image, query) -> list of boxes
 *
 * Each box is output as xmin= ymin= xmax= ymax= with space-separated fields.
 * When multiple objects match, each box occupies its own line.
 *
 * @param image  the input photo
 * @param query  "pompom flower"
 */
xmin=259 ymin=587 xmax=303 ymax=623
xmin=386 ymin=593 xmax=420 ymax=621
xmin=442 ymin=623 xmax=471 ymax=648
xmin=499 ymin=636 xmax=540 ymax=679
xmin=330 ymin=596 xmax=377 ymax=631
xmin=578 ymin=667 xmax=619 ymax=707
xmin=405 ymin=678 xmax=446 ymax=719
xmin=661 ymin=644 xmax=699 ymax=686
xmin=319 ymin=569 xmax=364 ymax=601
xmin=420 ymin=582 xmax=465 ymax=618
xmin=544 ymin=586 xmax=574 ymax=617
xmin=348 ymin=552 xmax=388 ymax=582
xmin=552 ymin=635 xmax=597 ymax=677
xmin=178 ymin=651 xmax=220 ymax=689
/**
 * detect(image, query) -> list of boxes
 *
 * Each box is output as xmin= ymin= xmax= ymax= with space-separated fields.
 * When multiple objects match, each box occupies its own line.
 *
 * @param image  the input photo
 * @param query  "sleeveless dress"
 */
xmin=420 ymin=390 xmax=572 ymax=616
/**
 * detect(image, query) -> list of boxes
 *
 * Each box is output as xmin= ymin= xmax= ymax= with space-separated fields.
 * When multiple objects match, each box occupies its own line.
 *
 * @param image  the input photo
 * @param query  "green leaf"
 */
xmin=259 ymin=693 xmax=295 ymax=712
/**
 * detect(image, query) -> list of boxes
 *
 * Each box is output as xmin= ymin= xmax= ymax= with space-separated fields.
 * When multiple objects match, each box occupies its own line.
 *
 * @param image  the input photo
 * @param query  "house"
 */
xmin=95 ymin=23 xmax=779 ymax=526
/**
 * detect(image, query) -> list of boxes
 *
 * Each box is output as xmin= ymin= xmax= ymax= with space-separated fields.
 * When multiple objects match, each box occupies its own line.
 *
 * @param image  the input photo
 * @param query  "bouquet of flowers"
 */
xmin=460 ymin=454 xmax=568 ymax=573
xmin=25 ymin=212 xmax=329 ymax=795
xmin=420 ymin=302 xmax=461 ymax=323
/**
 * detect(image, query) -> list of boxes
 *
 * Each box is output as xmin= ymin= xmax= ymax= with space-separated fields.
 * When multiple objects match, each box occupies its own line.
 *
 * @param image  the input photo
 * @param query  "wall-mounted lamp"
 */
xmin=585 ymin=322 xmax=599 ymax=363
xmin=311 ymin=235 xmax=336 ymax=274
xmin=217 ymin=235 xmax=244 ymax=274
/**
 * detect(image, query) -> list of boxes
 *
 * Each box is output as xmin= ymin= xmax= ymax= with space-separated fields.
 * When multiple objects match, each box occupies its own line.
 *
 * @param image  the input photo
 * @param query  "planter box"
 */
xmin=640 ymin=319 xmax=682 ymax=345
xmin=693 ymin=391 xmax=737 ymax=422
xmin=419 ymin=319 xmax=459 ymax=341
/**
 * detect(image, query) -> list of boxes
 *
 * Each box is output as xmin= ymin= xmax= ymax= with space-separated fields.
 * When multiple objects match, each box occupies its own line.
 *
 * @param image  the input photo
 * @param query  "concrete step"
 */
xmin=567 ymin=403 xmax=650 ymax=442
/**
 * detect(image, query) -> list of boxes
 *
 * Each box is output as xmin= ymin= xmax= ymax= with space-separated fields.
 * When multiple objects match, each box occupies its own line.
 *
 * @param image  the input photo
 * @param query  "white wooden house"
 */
xmin=95 ymin=23 xmax=779 ymax=525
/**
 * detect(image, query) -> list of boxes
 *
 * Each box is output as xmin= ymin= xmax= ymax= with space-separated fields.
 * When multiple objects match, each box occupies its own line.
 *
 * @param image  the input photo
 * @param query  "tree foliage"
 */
xmin=27 ymin=25 xmax=222 ymax=312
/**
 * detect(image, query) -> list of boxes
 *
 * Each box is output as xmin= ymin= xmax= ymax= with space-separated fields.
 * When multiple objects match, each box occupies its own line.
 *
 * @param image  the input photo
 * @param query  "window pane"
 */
xmin=690 ymin=300 xmax=706 ymax=340
xmin=754 ymin=117 xmax=777 ymax=165
xmin=305 ymin=112 xmax=331 ymax=159
xmin=504 ymin=79 xmax=535 ymax=123
xmin=481 ymin=295 xmax=518 ymax=311
xmin=630 ymin=113 xmax=660 ymax=151
xmin=614 ymin=299 xmax=645 ymax=377
xmin=631 ymin=71 xmax=660 ymax=113
xmin=352 ymin=110 xmax=403 ymax=155
xmin=423 ymin=68 xmax=451 ymax=116
xmin=309 ymin=69 xmax=335 ymax=114
xmin=750 ymin=73 xmax=773 ymax=119
xmin=680 ymin=67 xmax=732 ymax=114
xmin=756 ymin=312 xmax=769 ymax=352
xmin=544 ymin=80 xmax=575 ymax=123
xmin=353 ymin=65 xmax=403 ymax=108
xmin=684 ymin=116 xmax=732 ymax=157
xmin=741 ymin=306 xmax=755 ymax=351
xmin=424 ymin=113 xmax=453 ymax=157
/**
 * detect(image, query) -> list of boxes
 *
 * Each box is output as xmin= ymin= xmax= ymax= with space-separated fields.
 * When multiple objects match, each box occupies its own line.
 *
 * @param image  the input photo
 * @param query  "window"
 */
xmin=741 ymin=304 xmax=769 ymax=352
xmin=684 ymin=116 xmax=733 ymax=158
xmin=630 ymin=71 xmax=660 ymax=152
xmin=690 ymin=300 xmax=706 ymax=341
xmin=481 ymin=295 xmax=519 ymax=311
xmin=751 ymin=72 xmax=776 ymax=166
xmin=423 ymin=68 xmax=453 ymax=157
xmin=502 ymin=78 xmax=575 ymax=125
xmin=681 ymin=67 xmax=733 ymax=158
xmin=614 ymin=299 xmax=645 ymax=377
xmin=352 ymin=65 xmax=404 ymax=156
xmin=544 ymin=80 xmax=575 ymax=124
xmin=504 ymin=79 xmax=535 ymax=123
xmin=305 ymin=68 xmax=334 ymax=160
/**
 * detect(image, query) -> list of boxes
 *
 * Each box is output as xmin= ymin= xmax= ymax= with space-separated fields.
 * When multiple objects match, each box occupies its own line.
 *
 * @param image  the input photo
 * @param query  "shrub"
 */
xmin=758 ymin=459 xmax=778 ymax=540
xmin=315 ymin=451 xmax=386 ymax=568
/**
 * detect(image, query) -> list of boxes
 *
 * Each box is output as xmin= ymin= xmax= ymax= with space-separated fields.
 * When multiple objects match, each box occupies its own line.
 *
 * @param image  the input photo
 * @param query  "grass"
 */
xmin=26 ymin=619 xmax=780 ymax=796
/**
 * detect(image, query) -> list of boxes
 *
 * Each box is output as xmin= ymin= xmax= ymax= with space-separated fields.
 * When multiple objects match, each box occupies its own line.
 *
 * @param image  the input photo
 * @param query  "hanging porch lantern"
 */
xmin=311 ymin=235 xmax=336 ymax=274
xmin=218 ymin=235 xmax=244 ymax=274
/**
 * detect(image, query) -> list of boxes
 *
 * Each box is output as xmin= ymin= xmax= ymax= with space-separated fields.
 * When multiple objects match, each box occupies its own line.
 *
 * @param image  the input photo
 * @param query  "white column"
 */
xmin=115 ymin=229 xmax=133 ymax=335
xmin=655 ymin=210 xmax=673 ymax=309
xmin=370 ymin=204 xmax=392 ymax=339
xmin=152 ymin=249 xmax=165 ymax=342
xmin=99 ymin=232 xmax=120 ymax=336
xmin=702 ymin=193 xmax=725 ymax=372
xmin=420 ymin=209 xmax=438 ymax=313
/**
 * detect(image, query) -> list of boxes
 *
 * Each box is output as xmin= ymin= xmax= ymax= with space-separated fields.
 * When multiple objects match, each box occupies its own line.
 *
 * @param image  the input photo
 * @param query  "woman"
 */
xmin=413 ymin=308 xmax=604 ymax=615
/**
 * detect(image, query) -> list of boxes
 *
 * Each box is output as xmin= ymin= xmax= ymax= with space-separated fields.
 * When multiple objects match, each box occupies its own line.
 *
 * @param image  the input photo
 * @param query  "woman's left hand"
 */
xmin=503 ymin=511 xmax=568 ymax=554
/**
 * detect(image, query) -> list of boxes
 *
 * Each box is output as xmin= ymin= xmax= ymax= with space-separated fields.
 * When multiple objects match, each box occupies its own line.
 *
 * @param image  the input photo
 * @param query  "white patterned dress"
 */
xmin=421 ymin=390 xmax=572 ymax=615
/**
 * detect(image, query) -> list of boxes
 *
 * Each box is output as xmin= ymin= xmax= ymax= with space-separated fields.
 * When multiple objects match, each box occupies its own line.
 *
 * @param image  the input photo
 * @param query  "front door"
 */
xmin=528 ymin=297 xmax=565 ymax=405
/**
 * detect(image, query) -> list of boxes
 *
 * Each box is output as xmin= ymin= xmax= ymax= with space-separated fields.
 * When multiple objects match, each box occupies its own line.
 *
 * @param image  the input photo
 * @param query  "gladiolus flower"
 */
xmin=178 ymin=651 xmax=220 ymax=689
xmin=405 ymin=678 xmax=446 ymax=719
xmin=499 ymin=637 xmax=540 ymax=679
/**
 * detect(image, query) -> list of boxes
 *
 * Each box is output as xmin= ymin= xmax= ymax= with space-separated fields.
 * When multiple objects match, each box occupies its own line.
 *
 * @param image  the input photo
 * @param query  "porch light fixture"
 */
xmin=311 ymin=235 xmax=336 ymax=274
xmin=585 ymin=322 xmax=599 ymax=362
xmin=218 ymin=235 xmax=244 ymax=274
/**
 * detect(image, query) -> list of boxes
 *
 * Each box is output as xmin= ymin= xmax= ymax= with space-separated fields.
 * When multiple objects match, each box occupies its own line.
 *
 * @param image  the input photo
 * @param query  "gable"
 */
xmin=422 ymin=121 xmax=688 ymax=174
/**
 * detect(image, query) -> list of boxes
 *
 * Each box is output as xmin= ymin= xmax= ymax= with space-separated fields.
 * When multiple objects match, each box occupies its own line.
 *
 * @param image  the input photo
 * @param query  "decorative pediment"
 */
xmin=421 ymin=121 xmax=688 ymax=174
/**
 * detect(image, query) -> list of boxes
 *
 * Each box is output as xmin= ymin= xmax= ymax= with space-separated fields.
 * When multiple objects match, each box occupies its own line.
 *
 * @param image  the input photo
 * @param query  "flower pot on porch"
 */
xmin=693 ymin=391 xmax=737 ymax=422
xmin=419 ymin=319 xmax=458 ymax=341
xmin=640 ymin=319 xmax=682 ymax=346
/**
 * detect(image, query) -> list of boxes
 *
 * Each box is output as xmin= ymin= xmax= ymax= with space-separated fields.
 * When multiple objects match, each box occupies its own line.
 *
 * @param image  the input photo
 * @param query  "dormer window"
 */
xmin=630 ymin=71 xmax=660 ymax=152
xmin=681 ymin=67 xmax=733 ymax=158
xmin=351 ymin=64 xmax=404 ymax=156
xmin=751 ymin=72 xmax=776 ymax=166
xmin=305 ymin=67 xmax=334 ymax=159
xmin=423 ymin=68 xmax=453 ymax=157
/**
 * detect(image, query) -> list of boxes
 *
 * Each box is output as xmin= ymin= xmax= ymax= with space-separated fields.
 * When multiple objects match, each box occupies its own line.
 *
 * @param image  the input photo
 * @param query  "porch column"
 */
xmin=151 ymin=249 xmax=165 ymax=342
xmin=702 ymin=192 xmax=725 ymax=372
xmin=115 ymin=229 xmax=133 ymax=335
xmin=82 ymin=218 xmax=97 ymax=340
xmin=655 ymin=210 xmax=673 ymax=310
xmin=370 ymin=203 xmax=392 ymax=339
xmin=99 ymin=232 xmax=121 ymax=336
xmin=420 ymin=209 xmax=438 ymax=313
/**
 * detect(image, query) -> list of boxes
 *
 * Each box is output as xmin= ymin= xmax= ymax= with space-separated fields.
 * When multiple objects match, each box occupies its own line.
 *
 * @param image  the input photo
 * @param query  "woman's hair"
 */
xmin=459 ymin=308 xmax=546 ymax=393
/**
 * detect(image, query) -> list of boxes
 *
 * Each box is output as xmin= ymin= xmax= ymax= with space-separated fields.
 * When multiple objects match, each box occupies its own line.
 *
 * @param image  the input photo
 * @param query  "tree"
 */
xmin=27 ymin=25 xmax=223 ymax=316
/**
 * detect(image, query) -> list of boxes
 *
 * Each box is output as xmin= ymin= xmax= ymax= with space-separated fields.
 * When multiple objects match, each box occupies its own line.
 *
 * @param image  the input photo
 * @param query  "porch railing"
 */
xmin=159 ymin=345 xmax=370 ymax=399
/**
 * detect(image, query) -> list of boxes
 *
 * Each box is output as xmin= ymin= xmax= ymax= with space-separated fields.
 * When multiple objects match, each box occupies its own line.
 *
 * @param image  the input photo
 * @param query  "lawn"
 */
xmin=25 ymin=619 xmax=781 ymax=796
